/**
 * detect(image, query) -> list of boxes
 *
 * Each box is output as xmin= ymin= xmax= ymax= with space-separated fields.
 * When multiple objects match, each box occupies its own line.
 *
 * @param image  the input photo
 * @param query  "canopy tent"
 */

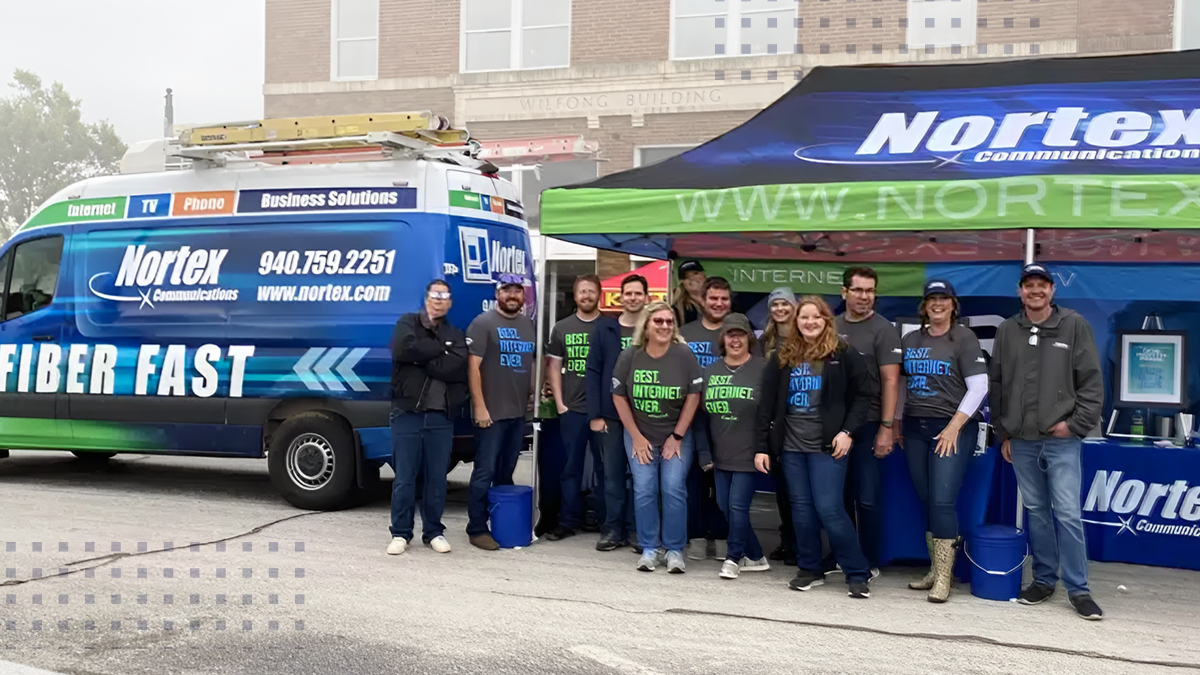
xmin=540 ymin=50 xmax=1200 ymax=265
xmin=599 ymin=260 xmax=668 ymax=313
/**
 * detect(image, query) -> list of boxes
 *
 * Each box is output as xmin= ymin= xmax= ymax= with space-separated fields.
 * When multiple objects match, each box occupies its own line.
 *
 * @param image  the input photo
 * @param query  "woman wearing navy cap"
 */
xmin=897 ymin=279 xmax=989 ymax=603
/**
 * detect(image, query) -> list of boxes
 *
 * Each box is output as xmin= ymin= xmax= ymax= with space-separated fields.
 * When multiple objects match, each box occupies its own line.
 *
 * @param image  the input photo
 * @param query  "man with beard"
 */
xmin=833 ymin=267 xmax=902 ymax=579
xmin=544 ymin=275 xmax=608 ymax=541
xmin=990 ymin=263 xmax=1104 ymax=619
xmin=681 ymin=277 xmax=733 ymax=561
xmin=465 ymin=273 xmax=537 ymax=550
xmin=586 ymin=274 xmax=648 ymax=551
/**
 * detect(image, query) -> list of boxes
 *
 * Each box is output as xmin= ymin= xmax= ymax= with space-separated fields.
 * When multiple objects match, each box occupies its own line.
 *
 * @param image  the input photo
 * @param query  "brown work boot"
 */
xmin=470 ymin=533 xmax=500 ymax=551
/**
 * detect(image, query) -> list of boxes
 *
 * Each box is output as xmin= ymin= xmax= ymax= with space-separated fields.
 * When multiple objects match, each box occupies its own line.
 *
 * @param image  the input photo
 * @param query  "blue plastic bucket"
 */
xmin=965 ymin=524 xmax=1028 ymax=601
xmin=488 ymin=485 xmax=533 ymax=548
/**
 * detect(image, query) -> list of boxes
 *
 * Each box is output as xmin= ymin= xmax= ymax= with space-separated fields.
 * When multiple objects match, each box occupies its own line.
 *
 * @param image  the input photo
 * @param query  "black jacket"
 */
xmin=389 ymin=311 xmax=469 ymax=415
xmin=755 ymin=344 xmax=871 ymax=458
xmin=584 ymin=315 xmax=623 ymax=421
xmin=989 ymin=305 xmax=1104 ymax=441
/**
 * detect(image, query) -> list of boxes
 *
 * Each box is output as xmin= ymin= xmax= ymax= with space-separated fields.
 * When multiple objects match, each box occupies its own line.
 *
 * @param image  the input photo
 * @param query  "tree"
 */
xmin=0 ymin=69 xmax=126 ymax=230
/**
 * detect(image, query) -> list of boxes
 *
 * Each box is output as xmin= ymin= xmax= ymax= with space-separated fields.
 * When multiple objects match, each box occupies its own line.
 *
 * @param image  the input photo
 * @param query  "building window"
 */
xmin=498 ymin=160 xmax=600 ymax=233
xmin=331 ymin=0 xmax=378 ymax=80
xmin=671 ymin=0 xmax=797 ymax=59
xmin=635 ymin=145 xmax=698 ymax=168
xmin=906 ymin=0 xmax=977 ymax=49
xmin=461 ymin=0 xmax=570 ymax=73
xmin=1177 ymin=0 xmax=1200 ymax=50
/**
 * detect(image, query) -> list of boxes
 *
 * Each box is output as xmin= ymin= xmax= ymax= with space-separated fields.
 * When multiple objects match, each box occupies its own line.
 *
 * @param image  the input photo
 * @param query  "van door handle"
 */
xmin=32 ymin=335 xmax=55 ymax=342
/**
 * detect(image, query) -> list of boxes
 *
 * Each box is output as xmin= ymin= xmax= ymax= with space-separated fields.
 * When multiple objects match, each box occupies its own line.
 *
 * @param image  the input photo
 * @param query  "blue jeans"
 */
xmin=558 ymin=411 xmax=604 ymax=530
xmin=598 ymin=417 xmax=634 ymax=541
xmin=1010 ymin=436 xmax=1090 ymax=596
xmin=625 ymin=429 xmax=693 ymax=552
xmin=846 ymin=422 xmax=883 ymax=568
xmin=389 ymin=409 xmax=453 ymax=542
xmin=467 ymin=417 xmax=525 ymax=537
xmin=781 ymin=451 xmax=870 ymax=583
xmin=903 ymin=416 xmax=978 ymax=540
xmin=714 ymin=469 xmax=763 ymax=562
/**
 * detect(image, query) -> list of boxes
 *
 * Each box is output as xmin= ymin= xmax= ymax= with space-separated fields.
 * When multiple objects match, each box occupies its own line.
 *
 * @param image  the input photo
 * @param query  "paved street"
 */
xmin=1 ymin=449 xmax=1198 ymax=675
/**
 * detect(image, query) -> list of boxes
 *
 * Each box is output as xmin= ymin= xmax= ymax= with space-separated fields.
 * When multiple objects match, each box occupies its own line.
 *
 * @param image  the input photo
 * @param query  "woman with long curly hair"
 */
xmin=896 ymin=280 xmax=988 ymax=603
xmin=611 ymin=301 xmax=704 ymax=574
xmin=754 ymin=296 xmax=873 ymax=599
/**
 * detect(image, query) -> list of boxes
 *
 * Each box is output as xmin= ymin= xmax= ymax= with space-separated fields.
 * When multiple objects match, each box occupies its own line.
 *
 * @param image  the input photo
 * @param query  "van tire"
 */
xmin=71 ymin=451 xmax=115 ymax=461
xmin=268 ymin=412 xmax=357 ymax=511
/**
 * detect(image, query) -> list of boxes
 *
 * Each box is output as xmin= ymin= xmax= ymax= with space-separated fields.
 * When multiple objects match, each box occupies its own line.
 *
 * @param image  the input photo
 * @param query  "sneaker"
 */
xmin=545 ymin=526 xmax=576 ymax=541
xmin=1070 ymin=594 xmax=1104 ymax=621
xmin=637 ymin=549 xmax=665 ymax=572
xmin=739 ymin=556 xmax=771 ymax=572
xmin=789 ymin=571 xmax=826 ymax=591
xmin=826 ymin=564 xmax=844 ymax=575
xmin=848 ymin=581 xmax=871 ymax=599
xmin=427 ymin=536 xmax=451 ymax=554
xmin=686 ymin=539 xmax=707 ymax=561
xmin=595 ymin=534 xmax=627 ymax=552
xmin=469 ymin=533 xmax=500 ymax=551
xmin=870 ymin=567 xmax=882 ymax=581
xmin=631 ymin=542 xmax=644 ymax=554
xmin=768 ymin=545 xmax=790 ymax=561
xmin=1018 ymin=582 xmax=1056 ymax=605
xmin=666 ymin=550 xmax=686 ymax=574
xmin=386 ymin=537 xmax=407 ymax=555
xmin=719 ymin=559 xmax=740 ymax=579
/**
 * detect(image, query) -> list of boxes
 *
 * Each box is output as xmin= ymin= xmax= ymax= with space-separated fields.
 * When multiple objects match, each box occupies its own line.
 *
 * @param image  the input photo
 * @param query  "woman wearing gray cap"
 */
xmin=694 ymin=313 xmax=771 ymax=579
xmin=897 ymin=279 xmax=988 ymax=603
xmin=760 ymin=287 xmax=797 ymax=357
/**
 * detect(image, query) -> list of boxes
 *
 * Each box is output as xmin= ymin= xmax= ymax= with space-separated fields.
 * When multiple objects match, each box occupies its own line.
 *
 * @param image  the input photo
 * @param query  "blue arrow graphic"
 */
xmin=314 ymin=348 xmax=348 ymax=391
xmin=293 ymin=348 xmax=325 ymax=391
xmin=336 ymin=348 xmax=371 ymax=392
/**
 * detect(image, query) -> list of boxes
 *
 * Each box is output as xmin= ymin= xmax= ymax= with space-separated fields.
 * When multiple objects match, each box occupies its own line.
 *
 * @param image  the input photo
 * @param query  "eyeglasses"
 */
xmin=847 ymin=287 xmax=876 ymax=296
xmin=651 ymin=318 xmax=675 ymax=327
xmin=428 ymin=291 xmax=451 ymax=300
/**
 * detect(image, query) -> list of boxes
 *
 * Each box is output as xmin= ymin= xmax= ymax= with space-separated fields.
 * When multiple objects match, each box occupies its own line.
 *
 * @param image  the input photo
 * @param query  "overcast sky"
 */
xmin=0 ymin=0 xmax=265 ymax=145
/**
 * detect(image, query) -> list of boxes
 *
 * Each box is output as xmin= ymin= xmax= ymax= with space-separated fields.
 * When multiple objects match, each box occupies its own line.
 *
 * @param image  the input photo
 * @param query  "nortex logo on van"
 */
xmin=794 ymin=107 xmax=1200 ymax=167
xmin=88 ymin=244 xmax=239 ymax=309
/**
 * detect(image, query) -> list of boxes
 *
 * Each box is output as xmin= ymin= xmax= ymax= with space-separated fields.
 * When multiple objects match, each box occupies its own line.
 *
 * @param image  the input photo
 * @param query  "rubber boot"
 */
xmin=928 ymin=538 xmax=956 ymax=603
xmin=909 ymin=532 xmax=936 ymax=590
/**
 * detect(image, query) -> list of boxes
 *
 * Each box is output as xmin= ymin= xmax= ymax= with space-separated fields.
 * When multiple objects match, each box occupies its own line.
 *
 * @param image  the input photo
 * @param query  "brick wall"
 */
xmin=570 ymin=0 xmax=670 ymax=65
xmin=265 ymin=0 xmax=331 ymax=83
xmin=265 ymin=88 xmax=456 ymax=119
xmin=379 ymin=0 xmax=460 ymax=79
xmin=1075 ymin=0 xmax=1174 ymax=53
xmin=977 ymin=0 xmax=1078 ymax=50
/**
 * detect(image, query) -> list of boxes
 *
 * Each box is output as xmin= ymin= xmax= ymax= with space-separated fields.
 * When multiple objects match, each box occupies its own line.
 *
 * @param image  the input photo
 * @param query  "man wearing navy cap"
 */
xmin=990 ymin=263 xmax=1105 ymax=619
xmin=465 ymin=273 xmax=537 ymax=550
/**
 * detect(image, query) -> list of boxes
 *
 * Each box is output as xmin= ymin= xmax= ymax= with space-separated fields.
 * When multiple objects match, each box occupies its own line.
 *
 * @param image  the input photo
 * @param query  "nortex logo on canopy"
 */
xmin=794 ymin=108 xmax=1200 ymax=166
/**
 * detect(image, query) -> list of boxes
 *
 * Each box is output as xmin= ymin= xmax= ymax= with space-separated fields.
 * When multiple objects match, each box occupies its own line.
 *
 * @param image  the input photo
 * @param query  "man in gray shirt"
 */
xmin=834 ymin=266 xmax=902 ymax=577
xmin=544 ymin=274 xmax=605 ymax=541
xmin=465 ymin=273 xmax=536 ymax=550
xmin=681 ymin=276 xmax=733 ymax=560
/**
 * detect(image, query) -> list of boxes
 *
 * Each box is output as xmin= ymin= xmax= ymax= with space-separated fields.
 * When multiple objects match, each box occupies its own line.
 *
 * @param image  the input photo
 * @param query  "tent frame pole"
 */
xmin=1014 ymin=228 xmax=1035 ymax=533
xmin=530 ymin=233 xmax=550 ymax=540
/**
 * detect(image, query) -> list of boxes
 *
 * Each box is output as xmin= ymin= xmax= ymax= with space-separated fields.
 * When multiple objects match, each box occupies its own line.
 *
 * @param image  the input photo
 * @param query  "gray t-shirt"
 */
xmin=836 ymin=313 xmax=903 ymax=422
xmin=680 ymin=320 xmax=723 ymax=370
xmin=466 ymin=309 xmax=537 ymax=421
xmin=547 ymin=313 xmax=599 ymax=414
xmin=902 ymin=325 xmax=988 ymax=420
xmin=701 ymin=356 xmax=765 ymax=472
xmin=612 ymin=343 xmax=704 ymax=446
xmin=619 ymin=322 xmax=636 ymax=350
xmin=783 ymin=361 xmax=825 ymax=453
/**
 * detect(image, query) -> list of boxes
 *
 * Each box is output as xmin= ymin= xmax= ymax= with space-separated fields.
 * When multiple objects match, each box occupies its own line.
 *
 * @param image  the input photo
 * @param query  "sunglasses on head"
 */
xmin=651 ymin=317 xmax=674 ymax=327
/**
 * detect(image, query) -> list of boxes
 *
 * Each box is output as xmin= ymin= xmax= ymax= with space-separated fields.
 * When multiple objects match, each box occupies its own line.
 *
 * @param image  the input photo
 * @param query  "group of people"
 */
xmin=384 ymin=259 xmax=1106 ymax=620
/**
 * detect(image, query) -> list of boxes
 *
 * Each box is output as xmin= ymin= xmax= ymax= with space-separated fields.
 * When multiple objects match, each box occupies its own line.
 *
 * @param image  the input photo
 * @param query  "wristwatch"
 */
xmin=670 ymin=431 xmax=684 ymax=441
xmin=881 ymin=420 xmax=894 ymax=429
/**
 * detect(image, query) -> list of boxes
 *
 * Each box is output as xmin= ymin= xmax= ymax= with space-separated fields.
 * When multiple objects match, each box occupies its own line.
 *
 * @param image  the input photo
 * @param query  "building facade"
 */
xmin=264 ymin=0 xmax=1198 ymax=295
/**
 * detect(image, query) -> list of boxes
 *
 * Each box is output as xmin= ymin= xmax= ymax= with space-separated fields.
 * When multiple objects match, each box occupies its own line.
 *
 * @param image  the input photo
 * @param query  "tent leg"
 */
xmin=1016 ymin=227 xmax=1033 ymax=536
xmin=530 ymin=232 xmax=551 ymax=540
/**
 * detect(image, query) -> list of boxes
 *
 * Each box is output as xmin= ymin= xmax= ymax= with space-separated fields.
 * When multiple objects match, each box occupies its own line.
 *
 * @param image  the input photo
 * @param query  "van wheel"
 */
xmin=71 ymin=451 xmax=115 ymax=461
xmin=267 ymin=412 xmax=356 ymax=511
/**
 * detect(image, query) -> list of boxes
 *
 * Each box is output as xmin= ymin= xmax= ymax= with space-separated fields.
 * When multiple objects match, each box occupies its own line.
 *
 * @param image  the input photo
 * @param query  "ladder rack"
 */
xmin=170 ymin=112 xmax=497 ymax=173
